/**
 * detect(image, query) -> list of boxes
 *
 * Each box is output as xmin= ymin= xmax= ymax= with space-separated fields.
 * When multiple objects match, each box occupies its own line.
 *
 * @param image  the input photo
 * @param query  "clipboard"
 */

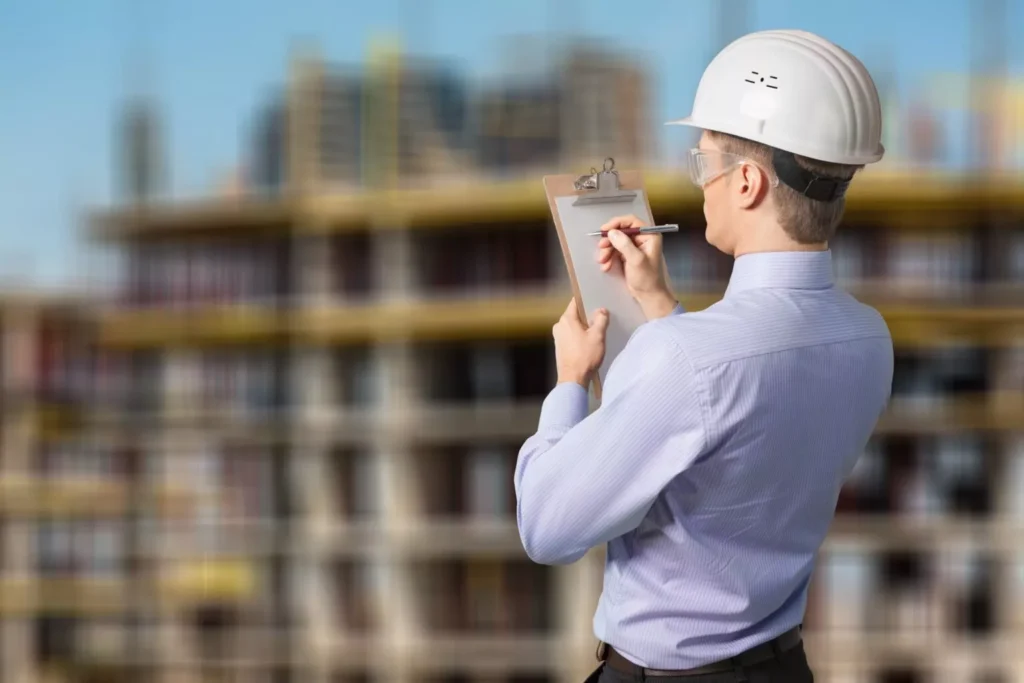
xmin=543 ymin=158 xmax=656 ymax=402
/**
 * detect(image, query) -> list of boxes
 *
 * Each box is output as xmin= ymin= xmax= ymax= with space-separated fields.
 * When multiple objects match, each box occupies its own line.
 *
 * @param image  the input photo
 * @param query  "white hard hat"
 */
xmin=668 ymin=29 xmax=884 ymax=166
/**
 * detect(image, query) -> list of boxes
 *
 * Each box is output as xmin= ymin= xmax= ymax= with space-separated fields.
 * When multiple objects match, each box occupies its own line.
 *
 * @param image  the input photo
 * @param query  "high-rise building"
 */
xmin=319 ymin=70 xmax=364 ymax=188
xmin=559 ymin=47 xmax=649 ymax=167
xmin=475 ymin=82 xmax=564 ymax=172
xmin=475 ymin=44 xmax=649 ymax=173
xmin=394 ymin=62 xmax=473 ymax=179
xmin=248 ymin=96 xmax=287 ymax=194
xmin=247 ymin=43 xmax=649 ymax=189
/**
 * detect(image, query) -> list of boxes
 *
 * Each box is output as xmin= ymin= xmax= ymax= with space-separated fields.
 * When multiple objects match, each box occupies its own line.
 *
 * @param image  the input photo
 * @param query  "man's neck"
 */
xmin=731 ymin=222 xmax=827 ymax=258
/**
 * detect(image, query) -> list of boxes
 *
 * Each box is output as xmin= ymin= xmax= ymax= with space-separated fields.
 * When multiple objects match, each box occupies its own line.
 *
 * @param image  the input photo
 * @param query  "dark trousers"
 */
xmin=584 ymin=642 xmax=814 ymax=683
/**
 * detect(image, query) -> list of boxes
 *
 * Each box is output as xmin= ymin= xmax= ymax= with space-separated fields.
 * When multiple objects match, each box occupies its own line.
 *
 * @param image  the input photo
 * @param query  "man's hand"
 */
xmin=553 ymin=298 xmax=609 ymax=388
xmin=597 ymin=215 xmax=678 ymax=320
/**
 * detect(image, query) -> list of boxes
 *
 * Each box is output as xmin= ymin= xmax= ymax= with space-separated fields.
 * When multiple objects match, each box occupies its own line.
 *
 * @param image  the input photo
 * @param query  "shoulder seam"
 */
xmin=690 ymin=333 xmax=893 ymax=370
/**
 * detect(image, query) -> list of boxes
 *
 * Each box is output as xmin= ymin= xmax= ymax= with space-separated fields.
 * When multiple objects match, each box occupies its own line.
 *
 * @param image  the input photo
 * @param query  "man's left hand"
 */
xmin=553 ymin=298 xmax=610 ymax=388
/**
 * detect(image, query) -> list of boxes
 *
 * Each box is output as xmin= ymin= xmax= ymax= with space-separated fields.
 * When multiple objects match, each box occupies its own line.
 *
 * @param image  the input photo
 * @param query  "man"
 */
xmin=514 ymin=29 xmax=894 ymax=682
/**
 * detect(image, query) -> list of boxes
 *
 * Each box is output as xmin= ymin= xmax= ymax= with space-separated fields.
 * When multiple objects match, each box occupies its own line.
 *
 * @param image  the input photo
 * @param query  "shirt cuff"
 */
xmin=671 ymin=302 xmax=686 ymax=315
xmin=538 ymin=381 xmax=590 ymax=430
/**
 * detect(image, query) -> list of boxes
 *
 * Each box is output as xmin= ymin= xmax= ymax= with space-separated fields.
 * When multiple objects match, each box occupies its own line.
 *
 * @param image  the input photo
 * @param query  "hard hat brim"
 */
xmin=664 ymin=116 xmax=885 ymax=165
xmin=664 ymin=117 xmax=697 ymax=127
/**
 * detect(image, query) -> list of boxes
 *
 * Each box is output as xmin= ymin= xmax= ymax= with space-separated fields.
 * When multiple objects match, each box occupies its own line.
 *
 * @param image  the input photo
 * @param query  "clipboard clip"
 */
xmin=572 ymin=158 xmax=637 ymax=206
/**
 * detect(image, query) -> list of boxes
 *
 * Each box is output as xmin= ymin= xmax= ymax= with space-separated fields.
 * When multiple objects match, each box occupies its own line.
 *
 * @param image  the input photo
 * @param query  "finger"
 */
xmin=598 ymin=247 xmax=623 ymax=273
xmin=634 ymin=233 xmax=663 ymax=255
xmin=607 ymin=230 xmax=645 ymax=265
xmin=589 ymin=308 xmax=610 ymax=336
xmin=561 ymin=298 xmax=576 ymax=322
xmin=561 ymin=298 xmax=584 ymax=329
xmin=598 ymin=214 xmax=646 ymax=234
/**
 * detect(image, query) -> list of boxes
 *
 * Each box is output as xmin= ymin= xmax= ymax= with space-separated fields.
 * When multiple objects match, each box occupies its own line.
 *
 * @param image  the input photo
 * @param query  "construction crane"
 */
xmin=715 ymin=0 xmax=751 ymax=54
xmin=969 ymin=0 xmax=1008 ymax=171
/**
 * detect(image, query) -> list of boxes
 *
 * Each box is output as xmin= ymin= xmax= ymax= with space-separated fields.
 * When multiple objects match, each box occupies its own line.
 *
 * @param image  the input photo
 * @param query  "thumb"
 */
xmin=608 ymin=230 xmax=644 ymax=265
xmin=589 ymin=308 xmax=610 ymax=336
xmin=561 ymin=298 xmax=583 ymax=328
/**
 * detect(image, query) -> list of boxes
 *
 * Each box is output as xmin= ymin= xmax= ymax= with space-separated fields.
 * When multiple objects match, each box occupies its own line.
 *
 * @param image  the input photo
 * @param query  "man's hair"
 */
xmin=709 ymin=131 xmax=863 ymax=244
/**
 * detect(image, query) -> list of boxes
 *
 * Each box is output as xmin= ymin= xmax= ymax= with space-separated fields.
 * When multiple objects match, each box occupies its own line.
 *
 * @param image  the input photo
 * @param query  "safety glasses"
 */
xmin=687 ymin=148 xmax=779 ymax=189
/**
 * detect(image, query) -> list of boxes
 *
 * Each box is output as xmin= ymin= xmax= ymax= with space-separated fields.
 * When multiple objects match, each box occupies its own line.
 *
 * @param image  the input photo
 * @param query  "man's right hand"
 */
xmin=597 ymin=215 xmax=679 ymax=320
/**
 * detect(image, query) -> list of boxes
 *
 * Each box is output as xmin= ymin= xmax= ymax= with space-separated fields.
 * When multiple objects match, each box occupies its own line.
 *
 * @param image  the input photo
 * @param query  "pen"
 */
xmin=587 ymin=224 xmax=680 ymax=237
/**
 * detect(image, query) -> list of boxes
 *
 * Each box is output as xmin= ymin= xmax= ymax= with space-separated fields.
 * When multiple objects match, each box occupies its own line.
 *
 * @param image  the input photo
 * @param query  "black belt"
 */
xmin=599 ymin=626 xmax=802 ymax=677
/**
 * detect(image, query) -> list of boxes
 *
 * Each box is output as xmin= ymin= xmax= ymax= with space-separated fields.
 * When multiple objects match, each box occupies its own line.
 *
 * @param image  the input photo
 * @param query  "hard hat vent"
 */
xmin=743 ymin=71 xmax=779 ymax=90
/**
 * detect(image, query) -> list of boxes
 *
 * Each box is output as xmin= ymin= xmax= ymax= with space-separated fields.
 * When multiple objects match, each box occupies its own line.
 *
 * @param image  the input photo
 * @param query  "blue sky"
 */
xmin=0 ymin=0 xmax=1021 ymax=286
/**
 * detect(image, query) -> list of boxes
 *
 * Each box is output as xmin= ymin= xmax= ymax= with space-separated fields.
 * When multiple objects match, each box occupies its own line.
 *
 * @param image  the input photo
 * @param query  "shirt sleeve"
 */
xmin=514 ymin=320 xmax=709 ymax=565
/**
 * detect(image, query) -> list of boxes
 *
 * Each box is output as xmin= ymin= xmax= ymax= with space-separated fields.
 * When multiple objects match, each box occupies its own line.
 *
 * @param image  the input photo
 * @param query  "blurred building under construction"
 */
xmin=1 ymin=37 xmax=1024 ymax=683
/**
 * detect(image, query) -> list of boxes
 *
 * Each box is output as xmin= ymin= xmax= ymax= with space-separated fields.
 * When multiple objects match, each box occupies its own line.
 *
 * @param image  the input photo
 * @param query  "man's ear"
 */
xmin=734 ymin=162 xmax=769 ymax=209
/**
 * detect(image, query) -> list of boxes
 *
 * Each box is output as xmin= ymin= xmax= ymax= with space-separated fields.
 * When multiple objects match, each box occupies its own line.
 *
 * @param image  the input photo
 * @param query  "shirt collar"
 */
xmin=724 ymin=250 xmax=835 ymax=297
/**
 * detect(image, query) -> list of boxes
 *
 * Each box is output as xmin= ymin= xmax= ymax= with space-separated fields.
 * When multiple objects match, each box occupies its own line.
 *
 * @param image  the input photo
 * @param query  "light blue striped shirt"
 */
xmin=515 ymin=250 xmax=893 ymax=669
